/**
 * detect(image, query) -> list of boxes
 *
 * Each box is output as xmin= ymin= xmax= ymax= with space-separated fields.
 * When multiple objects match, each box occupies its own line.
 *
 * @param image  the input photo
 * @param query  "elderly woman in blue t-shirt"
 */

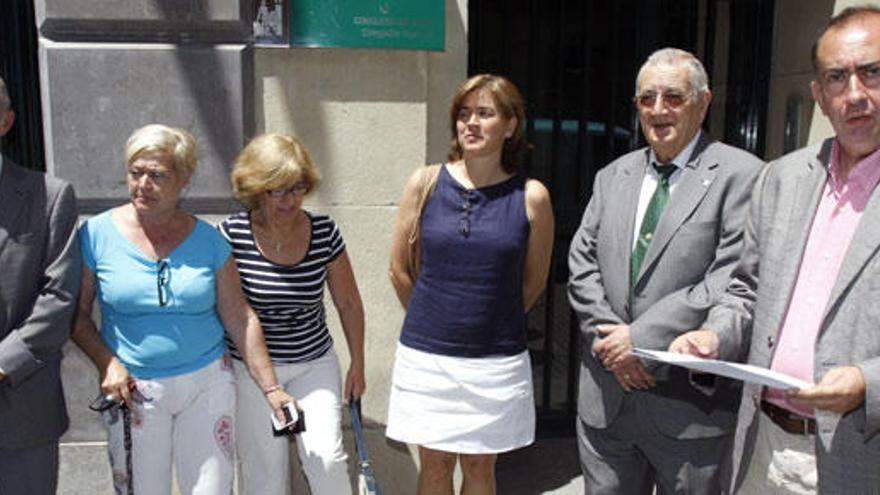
xmin=71 ymin=124 xmax=293 ymax=494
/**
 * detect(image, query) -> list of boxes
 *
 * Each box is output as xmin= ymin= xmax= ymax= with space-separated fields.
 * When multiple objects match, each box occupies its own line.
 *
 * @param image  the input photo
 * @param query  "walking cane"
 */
xmin=121 ymin=404 xmax=134 ymax=495
xmin=350 ymin=399 xmax=383 ymax=495
xmin=90 ymin=393 xmax=135 ymax=495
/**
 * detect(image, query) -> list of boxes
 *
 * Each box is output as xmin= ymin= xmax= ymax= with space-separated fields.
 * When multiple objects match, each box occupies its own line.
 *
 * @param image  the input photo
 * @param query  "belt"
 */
xmin=760 ymin=401 xmax=816 ymax=435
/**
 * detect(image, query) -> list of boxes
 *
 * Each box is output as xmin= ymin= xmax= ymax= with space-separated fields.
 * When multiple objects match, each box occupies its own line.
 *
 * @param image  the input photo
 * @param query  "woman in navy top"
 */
xmin=387 ymin=75 xmax=555 ymax=494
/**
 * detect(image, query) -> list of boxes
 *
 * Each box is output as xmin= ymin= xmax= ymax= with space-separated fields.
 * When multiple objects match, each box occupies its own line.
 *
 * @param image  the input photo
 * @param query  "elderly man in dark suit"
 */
xmin=0 ymin=76 xmax=81 ymax=493
xmin=568 ymin=48 xmax=763 ymax=494
xmin=672 ymin=6 xmax=880 ymax=493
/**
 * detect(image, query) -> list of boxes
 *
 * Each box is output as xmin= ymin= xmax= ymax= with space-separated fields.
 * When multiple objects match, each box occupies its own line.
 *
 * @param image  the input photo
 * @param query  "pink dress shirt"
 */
xmin=765 ymin=141 xmax=880 ymax=417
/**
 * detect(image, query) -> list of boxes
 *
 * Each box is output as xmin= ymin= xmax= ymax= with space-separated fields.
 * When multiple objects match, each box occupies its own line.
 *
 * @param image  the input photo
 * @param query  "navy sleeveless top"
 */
xmin=400 ymin=164 xmax=530 ymax=357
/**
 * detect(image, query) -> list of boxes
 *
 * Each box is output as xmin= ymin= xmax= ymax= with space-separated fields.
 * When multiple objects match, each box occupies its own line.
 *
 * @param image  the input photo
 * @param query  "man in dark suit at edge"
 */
xmin=0 ymin=76 xmax=81 ymax=493
xmin=568 ymin=48 xmax=763 ymax=493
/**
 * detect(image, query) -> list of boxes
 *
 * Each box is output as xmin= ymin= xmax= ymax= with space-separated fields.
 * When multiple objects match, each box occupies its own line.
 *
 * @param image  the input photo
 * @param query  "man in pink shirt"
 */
xmin=672 ymin=5 xmax=880 ymax=494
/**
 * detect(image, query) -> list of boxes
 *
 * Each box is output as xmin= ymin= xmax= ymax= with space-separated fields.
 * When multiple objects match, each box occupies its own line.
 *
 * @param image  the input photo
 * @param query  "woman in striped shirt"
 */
xmin=220 ymin=134 xmax=365 ymax=495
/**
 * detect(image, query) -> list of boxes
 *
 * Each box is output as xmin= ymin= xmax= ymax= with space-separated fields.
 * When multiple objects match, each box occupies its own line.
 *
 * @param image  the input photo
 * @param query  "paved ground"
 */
xmin=60 ymin=431 xmax=585 ymax=494
xmin=496 ymin=435 xmax=584 ymax=494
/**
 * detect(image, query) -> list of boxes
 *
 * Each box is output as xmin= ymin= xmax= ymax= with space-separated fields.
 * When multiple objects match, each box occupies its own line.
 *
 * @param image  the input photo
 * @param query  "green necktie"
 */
xmin=631 ymin=163 xmax=678 ymax=289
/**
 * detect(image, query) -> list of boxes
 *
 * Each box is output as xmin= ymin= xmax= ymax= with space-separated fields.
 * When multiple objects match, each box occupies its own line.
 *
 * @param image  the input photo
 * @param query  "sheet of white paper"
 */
xmin=632 ymin=348 xmax=813 ymax=390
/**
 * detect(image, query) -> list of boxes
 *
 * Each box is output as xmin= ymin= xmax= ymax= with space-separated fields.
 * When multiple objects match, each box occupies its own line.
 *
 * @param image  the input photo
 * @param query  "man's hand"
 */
xmin=594 ymin=324 xmax=634 ymax=368
xmin=594 ymin=324 xmax=656 ymax=391
xmin=788 ymin=366 xmax=865 ymax=414
xmin=612 ymin=358 xmax=656 ymax=392
xmin=668 ymin=329 xmax=720 ymax=359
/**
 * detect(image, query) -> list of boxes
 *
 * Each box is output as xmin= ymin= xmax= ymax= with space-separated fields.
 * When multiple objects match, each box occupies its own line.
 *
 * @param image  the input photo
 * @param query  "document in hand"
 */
xmin=632 ymin=348 xmax=813 ymax=390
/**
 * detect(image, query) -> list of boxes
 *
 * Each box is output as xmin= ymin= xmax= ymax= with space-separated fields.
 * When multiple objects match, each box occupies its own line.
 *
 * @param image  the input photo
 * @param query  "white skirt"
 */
xmin=385 ymin=343 xmax=535 ymax=454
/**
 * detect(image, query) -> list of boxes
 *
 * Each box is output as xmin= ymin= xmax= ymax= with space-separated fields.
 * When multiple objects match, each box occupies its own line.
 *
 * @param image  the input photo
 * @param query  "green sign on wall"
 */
xmin=290 ymin=1 xmax=445 ymax=51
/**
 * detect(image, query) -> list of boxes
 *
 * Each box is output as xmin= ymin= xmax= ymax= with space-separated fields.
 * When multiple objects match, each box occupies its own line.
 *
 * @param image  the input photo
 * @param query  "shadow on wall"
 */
xmin=252 ymin=0 xmax=467 ymax=209
xmin=154 ymin=0 xmax=252 ymax=199
xmin=252 ymin=46 xmax=430 ymax=209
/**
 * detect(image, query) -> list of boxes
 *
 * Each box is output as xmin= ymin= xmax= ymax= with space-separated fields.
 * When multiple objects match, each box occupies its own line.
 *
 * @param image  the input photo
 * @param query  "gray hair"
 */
xmin=635 ymin=48 xmax=710 ymax=100
xmin=0 ymin=77 xmax=10 ymax=112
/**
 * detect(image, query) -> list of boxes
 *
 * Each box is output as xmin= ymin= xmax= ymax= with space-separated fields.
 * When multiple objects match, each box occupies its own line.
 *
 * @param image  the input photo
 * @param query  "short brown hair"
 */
xmin=811 ymin=5 xmax=880 ymax=72
xmin=230 ymin=133 xmax=321 ymax=210
xmin=125 ymin=124 xmax=197 ymax=179
xmin=447 ymin=74 xmax=528 ymax=172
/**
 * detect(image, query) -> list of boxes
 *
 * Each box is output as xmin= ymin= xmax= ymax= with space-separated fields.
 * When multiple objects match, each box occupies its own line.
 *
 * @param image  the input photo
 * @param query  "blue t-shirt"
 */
xmin=80 ymin=210 xmax=232 ymax=378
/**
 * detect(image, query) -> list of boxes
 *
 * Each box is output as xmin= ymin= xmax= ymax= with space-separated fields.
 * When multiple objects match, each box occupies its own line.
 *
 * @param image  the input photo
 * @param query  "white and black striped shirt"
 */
xmin=219 ymin=211 xmax=345 ymax=363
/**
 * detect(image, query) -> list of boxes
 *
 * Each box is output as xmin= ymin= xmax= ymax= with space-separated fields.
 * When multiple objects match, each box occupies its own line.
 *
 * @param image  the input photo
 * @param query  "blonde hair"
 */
xmin=124 ymin=124 xmax=197 ymax=178
xmin=230 ymin=134 xmax=321 ymax=210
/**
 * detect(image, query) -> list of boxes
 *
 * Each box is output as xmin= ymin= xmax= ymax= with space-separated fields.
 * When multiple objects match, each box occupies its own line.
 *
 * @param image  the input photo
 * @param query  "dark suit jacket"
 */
xmin=0 ymin=158 xmax=80 ymax=450
xmin=707 ymin=139 xmax=880 ymax=491
xmin=569 ymin=132 xmax=763 ymax=439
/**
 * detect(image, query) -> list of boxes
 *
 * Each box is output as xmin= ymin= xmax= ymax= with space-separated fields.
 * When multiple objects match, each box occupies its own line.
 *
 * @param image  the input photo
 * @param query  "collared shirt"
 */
xmin=631 ymin=132 xmax=701 ymax=250
xmin=766 ymin=141 xmax=880 ymax=417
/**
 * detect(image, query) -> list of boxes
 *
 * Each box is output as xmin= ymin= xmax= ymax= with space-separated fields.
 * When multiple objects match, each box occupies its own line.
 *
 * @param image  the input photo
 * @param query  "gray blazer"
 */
xmin=569 ymin=132 xmax=762 ymax=439
xmin=0 ymin=159 xmax=80 ymax=450
xmin=706 ymin=139 xmax=880 ymax=492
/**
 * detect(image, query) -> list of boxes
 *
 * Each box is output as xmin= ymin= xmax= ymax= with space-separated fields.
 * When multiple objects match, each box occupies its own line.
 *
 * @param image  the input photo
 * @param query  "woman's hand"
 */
xmin=265 ymin=388 xmax=297 ymax=425
xmin=345 ymin=362 xmax=366 ymax=401
xmin=327 ymin=251 xmax=367 ymax=403
xmin=99 ymin=356 xmax=134 ymax=408
xmin=522 ymin=179 xmax=555 ymax=311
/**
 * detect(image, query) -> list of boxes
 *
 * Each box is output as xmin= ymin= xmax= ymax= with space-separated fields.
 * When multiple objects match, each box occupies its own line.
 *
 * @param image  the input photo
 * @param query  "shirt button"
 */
xmin=645 ymin=233 xmax=653 ymax=241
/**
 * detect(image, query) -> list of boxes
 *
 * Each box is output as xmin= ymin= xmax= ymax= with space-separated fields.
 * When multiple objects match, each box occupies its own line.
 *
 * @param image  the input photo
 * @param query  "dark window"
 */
xmin=1 ymin=0 xmax=45 ymax=170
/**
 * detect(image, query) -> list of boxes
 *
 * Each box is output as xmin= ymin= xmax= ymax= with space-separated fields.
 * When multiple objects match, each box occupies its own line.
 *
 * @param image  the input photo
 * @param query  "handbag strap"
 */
xmin=406 ymin=163 xmax=442 ymax=279
xmin=350 ymin=399 xmax=383 ymax=494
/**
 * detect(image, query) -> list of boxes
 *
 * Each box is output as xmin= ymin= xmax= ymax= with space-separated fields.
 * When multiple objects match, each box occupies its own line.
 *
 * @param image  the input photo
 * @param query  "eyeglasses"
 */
xmin=634 ymin=90 xmax=692 ymax=109
xmin=157 ymin=259 xmax=170 ymax=307
xmin=458 ymin=190 xmax=474 ymax=238
xmin=267 ymin=184 xmax=309 ymax=198
xmin=818 ymin=62 xmax=880 ymax=95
